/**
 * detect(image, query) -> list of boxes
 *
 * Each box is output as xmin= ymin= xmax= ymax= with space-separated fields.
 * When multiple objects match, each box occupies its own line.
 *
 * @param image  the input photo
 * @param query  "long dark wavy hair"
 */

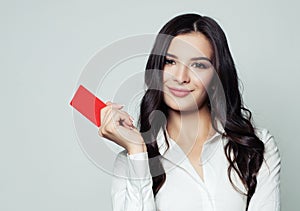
xmin=138 ymin=13 xmax=265 ymax=210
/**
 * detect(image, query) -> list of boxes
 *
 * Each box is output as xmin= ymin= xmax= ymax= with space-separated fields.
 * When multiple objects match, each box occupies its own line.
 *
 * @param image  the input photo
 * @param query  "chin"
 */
xmin=166 ymin=101 xmax=201 ymax=112
xmin=164 ymin=95 xmax=208 ymax=113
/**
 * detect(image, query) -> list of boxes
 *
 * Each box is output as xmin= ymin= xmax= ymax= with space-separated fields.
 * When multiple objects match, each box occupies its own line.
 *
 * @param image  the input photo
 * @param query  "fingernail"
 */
xmin=129 ymin=116 xmax=135 ymax=121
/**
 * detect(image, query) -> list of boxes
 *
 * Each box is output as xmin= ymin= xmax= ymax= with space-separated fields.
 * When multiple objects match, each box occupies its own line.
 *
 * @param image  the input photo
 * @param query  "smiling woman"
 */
xmin=163 ymin=33 xmax=215 ymax=111
xmin=98 ymin=13 xmax=281 ymax=211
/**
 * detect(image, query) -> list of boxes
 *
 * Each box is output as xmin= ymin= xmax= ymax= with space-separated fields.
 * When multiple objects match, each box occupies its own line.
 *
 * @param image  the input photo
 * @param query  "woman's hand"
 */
xmin=98 ymin=101 xmax=147 ymax=155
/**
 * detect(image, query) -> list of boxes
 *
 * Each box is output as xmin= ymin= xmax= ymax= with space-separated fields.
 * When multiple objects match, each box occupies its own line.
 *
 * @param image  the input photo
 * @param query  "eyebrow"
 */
xmin=166 ymin=53 xmax=212 ymax=62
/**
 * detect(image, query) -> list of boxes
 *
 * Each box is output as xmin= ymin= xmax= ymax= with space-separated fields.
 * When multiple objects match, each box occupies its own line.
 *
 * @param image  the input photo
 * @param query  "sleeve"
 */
xmin=110 ymin=150 xmax=157 ymax=211
xmin=248 ymin=128 xmax=281 ymax=211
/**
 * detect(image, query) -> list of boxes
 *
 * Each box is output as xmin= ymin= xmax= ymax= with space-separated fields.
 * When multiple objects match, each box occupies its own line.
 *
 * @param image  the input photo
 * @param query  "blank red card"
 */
xmin=70 ymin=85 xmax=107 ymax=127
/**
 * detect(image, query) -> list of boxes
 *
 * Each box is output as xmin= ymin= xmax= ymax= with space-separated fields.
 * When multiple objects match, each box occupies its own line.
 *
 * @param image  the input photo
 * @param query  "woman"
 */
xmin=98 ymin=13 xmax=280 ymax=211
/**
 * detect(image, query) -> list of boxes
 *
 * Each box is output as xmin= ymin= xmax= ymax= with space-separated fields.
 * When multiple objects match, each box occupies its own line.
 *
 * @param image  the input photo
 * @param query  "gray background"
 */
xmin=1 ymin=0 xmax=299 ymax=210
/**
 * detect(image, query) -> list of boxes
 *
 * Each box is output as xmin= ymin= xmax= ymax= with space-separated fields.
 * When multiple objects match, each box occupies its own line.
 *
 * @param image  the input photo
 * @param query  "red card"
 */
xmin=70 ymin=85 xmax=107 ymax=127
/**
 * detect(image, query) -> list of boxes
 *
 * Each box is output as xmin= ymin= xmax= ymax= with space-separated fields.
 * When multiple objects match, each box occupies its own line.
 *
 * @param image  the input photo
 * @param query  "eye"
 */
xmin=191 ymin=62 xmax=210 ymax=69
xmin=165 ymin=58 xmax=176 ymax=65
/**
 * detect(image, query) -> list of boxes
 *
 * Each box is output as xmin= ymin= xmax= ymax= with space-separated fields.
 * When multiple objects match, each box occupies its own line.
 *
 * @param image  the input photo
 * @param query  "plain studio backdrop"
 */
xmin=1 ymin=0 xmax=299 ymax=210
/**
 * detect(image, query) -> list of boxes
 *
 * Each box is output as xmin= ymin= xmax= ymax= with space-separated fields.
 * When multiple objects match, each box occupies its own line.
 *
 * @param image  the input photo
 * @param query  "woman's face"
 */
xmin=163 ymin=32 xmax=214 ymax=112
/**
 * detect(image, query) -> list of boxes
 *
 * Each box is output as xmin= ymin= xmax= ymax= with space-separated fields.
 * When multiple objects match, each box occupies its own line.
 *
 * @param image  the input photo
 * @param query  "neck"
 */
xmin=166 ymin=105 xmax=216 ymax=152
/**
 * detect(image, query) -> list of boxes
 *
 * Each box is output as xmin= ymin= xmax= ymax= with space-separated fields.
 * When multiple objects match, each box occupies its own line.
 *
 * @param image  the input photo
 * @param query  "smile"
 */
xmin=167 ymin=86 xmax=191 ymax=97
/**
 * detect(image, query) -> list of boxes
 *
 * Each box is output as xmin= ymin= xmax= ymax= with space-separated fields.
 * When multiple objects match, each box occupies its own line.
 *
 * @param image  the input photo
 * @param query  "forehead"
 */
xmin=167 ymin=32 xmax=213 ymax=60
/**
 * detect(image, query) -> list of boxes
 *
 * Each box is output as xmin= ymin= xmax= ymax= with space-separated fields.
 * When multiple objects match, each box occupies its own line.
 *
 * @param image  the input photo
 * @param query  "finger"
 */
xmin=111 ymin=103 xmax=125 ymax=109
xmin=99 ymin=106 xmax=114 ymax=136
xmin=105 ymin=101 xmax=124 ymax=109
xmin=112 ymin=112 xmax=134 ymax=130
xmin=100 ymin=107 xmax=133 ymax=136
xmin=98 ymin=125 xmax=104 ymax=136
xmin=123 ymin=117 xmax=134 ymax=128
xmin=129 ymin=115 xmax=134 ymax=122
xmin=115 ymin=110 xmax=134 ymax=128
xmin=115 ymin=117 xmax=133 ymax=128
xmin=100 ymin=104 xmax=112 ymax=128
xmin=129 ymin=124 xmax=138 ymax=131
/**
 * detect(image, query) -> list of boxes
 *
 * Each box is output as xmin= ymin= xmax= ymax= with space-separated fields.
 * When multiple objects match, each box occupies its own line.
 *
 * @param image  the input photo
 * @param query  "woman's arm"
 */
xmin=248 ymin=129 xmax=281 ymax=211
xmin=111 ymin=150 xmax=156 ymax=211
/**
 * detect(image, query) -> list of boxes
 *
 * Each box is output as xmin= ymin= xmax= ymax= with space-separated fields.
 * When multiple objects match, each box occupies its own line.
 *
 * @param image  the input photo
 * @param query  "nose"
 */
xmin=173 ymin=63 xmax=190 ymax=84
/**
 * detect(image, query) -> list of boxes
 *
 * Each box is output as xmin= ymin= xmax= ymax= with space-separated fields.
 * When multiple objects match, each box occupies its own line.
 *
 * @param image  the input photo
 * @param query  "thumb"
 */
xmin=105 ymin=101 xmax=124 ymax=109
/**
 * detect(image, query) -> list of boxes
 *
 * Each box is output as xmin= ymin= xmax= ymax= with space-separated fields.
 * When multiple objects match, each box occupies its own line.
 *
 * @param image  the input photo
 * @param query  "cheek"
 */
xmin=162 ymin=69 xmax=172 ymax=83
xmin=191 ymin=70 xmax=214 ymax=88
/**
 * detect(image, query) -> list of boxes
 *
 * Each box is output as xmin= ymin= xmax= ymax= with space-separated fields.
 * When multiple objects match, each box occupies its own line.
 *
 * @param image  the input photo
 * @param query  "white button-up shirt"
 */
xmin=111 ymin=122 xmax=280 ymax=211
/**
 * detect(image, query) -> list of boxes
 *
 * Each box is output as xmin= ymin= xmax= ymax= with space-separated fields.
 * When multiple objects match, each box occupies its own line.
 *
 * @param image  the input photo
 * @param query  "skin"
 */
xmin=98 ymin=102 xmax=147 ymax=155
xmin=98 ymin=32 xmax=216 ymax=180
xmin=163 ymin=32 xmax=216 ymax=180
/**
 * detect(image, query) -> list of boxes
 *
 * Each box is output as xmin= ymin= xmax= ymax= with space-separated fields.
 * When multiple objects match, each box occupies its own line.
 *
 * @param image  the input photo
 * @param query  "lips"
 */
xmin=167 ymin=86 xmax=191 ymax=97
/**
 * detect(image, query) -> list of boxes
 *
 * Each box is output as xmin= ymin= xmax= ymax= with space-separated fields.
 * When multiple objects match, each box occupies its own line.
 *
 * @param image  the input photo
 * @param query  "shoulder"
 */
xmin=254 ymin=127 xmax=273 ymax=144
xmin=254 ymin=127 xmax=281 ymax=175
xmin=254 ymin=127 xmax=280 ymax=158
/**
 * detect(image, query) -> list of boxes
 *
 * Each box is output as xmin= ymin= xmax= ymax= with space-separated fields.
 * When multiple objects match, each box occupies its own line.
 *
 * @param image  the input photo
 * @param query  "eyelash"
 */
xmin=165 ymin=58 xmax=176 ymax=65
xmin=164 ymin=58 xmax=209 ymax=69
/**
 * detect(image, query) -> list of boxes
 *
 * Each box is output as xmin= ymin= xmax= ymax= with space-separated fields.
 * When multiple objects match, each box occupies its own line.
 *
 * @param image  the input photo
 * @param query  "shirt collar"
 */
xmin=156 ymin=118 xmax=225 ymax=165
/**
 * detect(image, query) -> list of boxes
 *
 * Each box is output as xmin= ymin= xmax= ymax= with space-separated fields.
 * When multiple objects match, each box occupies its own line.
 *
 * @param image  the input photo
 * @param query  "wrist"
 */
xmin=127 ymin=143 xmax=147 ymax=155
